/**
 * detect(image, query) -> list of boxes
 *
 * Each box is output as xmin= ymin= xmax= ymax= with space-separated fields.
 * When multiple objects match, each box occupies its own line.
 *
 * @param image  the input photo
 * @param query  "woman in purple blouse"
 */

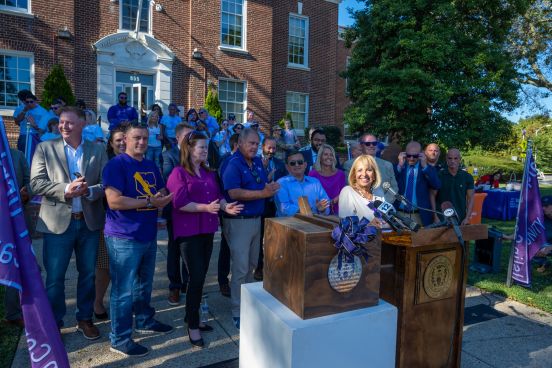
xmin=167 ymin=131 xmax=242 ymax=348
xmin=308 ymin=144 xmax=346 ymax=214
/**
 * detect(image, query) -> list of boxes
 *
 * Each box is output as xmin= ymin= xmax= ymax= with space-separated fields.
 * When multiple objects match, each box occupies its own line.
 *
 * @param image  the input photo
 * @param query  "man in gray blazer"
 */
xmin=358 ymin=133 xmax=398 ymax=204
xmin=30 ymin=106 xmax=107 ymax=339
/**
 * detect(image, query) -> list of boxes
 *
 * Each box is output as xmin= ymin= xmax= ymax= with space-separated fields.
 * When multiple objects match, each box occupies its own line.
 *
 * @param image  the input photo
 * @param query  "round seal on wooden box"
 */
xmin=423 ymin=255 xmax=453 ymax=299
xmin=328 ymin=254 xmax=362 ymax=293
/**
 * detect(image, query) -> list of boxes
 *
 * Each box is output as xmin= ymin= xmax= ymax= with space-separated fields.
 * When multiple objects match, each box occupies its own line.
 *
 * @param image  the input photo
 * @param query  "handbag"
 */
xmin=506 ymin=173 xmax=521 ymax=191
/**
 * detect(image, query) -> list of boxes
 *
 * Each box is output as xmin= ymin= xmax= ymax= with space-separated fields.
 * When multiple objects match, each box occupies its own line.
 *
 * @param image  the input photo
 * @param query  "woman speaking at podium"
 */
xmin=338 ymin=155 xmax=385 ymax=221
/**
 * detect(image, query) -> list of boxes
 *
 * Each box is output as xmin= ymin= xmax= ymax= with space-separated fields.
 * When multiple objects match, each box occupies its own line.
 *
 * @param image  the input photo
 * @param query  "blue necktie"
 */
xmin=404 ymin=167 xmax=415 ymax=211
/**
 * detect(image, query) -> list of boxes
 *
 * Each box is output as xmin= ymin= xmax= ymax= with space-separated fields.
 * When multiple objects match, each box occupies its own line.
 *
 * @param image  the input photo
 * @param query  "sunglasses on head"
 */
xmin=361 ymin=141 xmax=378 ymax=147
xmin=406 ymin=154 xmax=419 ymax=159
xmin=288 ymin=160 xmax=304 ymax=167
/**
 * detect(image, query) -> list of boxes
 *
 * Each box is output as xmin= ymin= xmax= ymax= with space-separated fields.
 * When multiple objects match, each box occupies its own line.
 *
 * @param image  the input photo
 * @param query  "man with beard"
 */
xmin=301 ymin=128 xmax=327 ymax=174
xmin=222 ymin=128 xmax=280 ymax=329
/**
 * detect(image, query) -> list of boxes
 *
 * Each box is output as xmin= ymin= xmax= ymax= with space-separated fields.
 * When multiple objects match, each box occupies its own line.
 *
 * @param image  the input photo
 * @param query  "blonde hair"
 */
xmin=313 ymin=144 xmax=337 ymax=172
xmin=348 ymin=155 xmax=381 ymax=190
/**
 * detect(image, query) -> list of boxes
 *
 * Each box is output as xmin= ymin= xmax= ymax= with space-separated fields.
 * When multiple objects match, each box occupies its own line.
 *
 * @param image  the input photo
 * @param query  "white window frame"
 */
xmin=0 ymin=0 xmax=31 ymax=16
xmin=286 ymin=91 xmax=309 ymax=133
xmin=218 ymin=78 xmax=247 ymax=123
xmin=119 ymin=0 xmax=152 ymax=34
xmin=219 ymin=0 xmax=247 ymax=52
xmin=0 ymin=49 xmax=34 ymax=113
xmin=287 ymin=13 xmax=309 ymax=70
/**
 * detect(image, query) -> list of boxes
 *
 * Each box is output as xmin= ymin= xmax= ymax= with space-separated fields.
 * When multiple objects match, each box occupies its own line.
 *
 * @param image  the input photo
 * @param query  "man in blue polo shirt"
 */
xmin=222 ymin=128 xmax=280 ymax=329
xmin=107 ymin=92 xmax=139 ymax=131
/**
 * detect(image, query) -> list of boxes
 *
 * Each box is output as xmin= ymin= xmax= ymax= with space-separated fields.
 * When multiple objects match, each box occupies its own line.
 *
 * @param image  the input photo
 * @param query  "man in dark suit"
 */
xmin=161 ymin=123 xmax=192 ymax=306
xmin=394 ymin=141 xmax=441 ymax=227
xmin=30 ymin=106 xmax=107 ymax=339
xmin=301 ymin=128 xmax=326 ymax=174
xmin=255 ymin=137 xmax=287 ymax=280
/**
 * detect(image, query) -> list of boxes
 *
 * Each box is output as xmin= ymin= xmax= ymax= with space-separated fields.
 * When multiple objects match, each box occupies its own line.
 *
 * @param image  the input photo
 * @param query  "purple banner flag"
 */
xmin=0 ymin=118 xmax=70 ymax=368
xmin=510 ymin=144 xmax=547 ymax=286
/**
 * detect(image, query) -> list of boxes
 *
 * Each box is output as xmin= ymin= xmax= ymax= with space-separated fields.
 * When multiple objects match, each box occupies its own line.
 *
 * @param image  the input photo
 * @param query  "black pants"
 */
xmin=257 ymin=201 xmax=276 ymax=270
xmin=167 ymin=218 xmax=189 ymax=292
xmin=176 ymin=233 xmax=214 ymax=329
xmin=218 ymin=228 xmax=231 ymax=286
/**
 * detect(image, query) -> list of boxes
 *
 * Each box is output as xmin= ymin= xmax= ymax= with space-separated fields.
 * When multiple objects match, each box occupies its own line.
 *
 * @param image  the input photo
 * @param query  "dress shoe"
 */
xmin=187 ymin=328 xmax=204 ymax=348
xmin=219 ymin=284 xmax=231 ymax=298
xmin=198 ymin=324 xmax=214 ymax=332
xmin=94 ymin=311 xmax=109 ymax=320
xmin=168 ymin=289 xmax=180 ymax=306
xmin=76 ymin=320 xmax=100 ymax=340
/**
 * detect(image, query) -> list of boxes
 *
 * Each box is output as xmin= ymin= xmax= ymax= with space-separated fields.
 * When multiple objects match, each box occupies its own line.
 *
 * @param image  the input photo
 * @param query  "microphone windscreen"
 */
xmin=367 ymin=201 xmax=376 ymax=210
xmin=382 ymin=182 xmax=391 ymax=191
xmin=373 ymin=199 xmax=384 ymax=207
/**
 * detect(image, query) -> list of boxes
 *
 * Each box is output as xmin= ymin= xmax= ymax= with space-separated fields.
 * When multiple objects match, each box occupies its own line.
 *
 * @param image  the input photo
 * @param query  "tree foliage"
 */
xmin=344 ymin=0 xmax=529 ymax=149
xmin=41 ymin=64 xmax=75 ymax=108
xmin=507 ymin=0 xmax=552 ymax=109
xmin=516 ymin=115 xmax=552 ymax=171
xmin=205 ymin=83 xmax=223 ymax=123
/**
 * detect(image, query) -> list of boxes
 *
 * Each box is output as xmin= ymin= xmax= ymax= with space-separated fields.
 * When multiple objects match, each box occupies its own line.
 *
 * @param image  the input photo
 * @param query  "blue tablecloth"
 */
xmin=482 ymin=190 xmax=520 ymax=221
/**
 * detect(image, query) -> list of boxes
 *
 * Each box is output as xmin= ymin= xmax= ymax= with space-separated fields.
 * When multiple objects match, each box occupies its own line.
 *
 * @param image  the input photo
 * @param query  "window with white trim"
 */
xmin=219 ymin=79 xmax=246 ymax=123
xmin=221 ymin=0 xmax=245 ymax=49
xmin=288 ymin=14 xmax=309 ymax=67
xmin=0 ymin=0 xmax=29 ymax=12
xmin=120 ymin=0 xmax=150 ymax=33
xmin=286 ymin=92 xmax=309 ymax=130
xmin=0 ymin=52 xmax=32 ymax=108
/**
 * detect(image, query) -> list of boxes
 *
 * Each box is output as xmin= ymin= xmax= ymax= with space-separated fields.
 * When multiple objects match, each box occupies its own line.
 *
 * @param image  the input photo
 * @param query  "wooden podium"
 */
xmin=380 ymin=225 xmax=487 ymax=368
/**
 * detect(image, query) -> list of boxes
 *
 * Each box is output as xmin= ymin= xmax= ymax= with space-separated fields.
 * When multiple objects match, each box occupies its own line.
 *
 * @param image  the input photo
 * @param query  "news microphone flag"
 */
xmin=510 ymin=142 xmax=547 ymax=287
xmin=0 ymin=117 xmax=70 ymax=368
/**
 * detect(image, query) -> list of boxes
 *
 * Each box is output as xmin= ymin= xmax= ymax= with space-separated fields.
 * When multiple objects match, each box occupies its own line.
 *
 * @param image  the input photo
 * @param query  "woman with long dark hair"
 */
xmin=166 ymin=131 xmax=242 ymax=348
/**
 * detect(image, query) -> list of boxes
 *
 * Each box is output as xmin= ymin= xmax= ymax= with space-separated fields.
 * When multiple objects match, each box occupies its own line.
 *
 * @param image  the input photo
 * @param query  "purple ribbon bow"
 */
xmin=331 ymin=216 xmax=376 ymax=269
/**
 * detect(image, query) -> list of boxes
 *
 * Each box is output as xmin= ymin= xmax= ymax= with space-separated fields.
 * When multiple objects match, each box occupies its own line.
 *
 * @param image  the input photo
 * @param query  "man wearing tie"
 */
xmin=30 ymin=106 xmax=108 ymax=339
xmin=394 ymin=141 xmax=441 ymax=226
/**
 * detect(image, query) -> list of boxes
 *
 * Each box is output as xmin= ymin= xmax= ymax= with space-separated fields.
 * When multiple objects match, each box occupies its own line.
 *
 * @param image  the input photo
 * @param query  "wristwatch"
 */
xmin=146 ymin=197 xmax=154 ymax=209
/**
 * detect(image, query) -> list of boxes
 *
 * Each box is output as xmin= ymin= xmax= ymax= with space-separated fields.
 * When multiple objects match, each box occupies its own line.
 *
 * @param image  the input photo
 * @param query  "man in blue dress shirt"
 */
xmin=275 ymin=151 xmax=330 ymax=217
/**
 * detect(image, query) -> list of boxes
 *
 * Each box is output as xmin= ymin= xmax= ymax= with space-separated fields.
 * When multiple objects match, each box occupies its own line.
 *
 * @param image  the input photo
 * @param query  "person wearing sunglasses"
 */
xmin=221 ymin=128 xmax=280 ymax=330
xmin=395 ymin=141 xmax=441 ymax=227
xmin=358 ymin=133 xmax=398 ymax=204
xmin=39 ymin=97 xmax=66 ymax=133
xmin=274 ymin=150 xmax=330 ymax=217
xmin=13 ymin=93 xmax=49 ymax=160
xmin=107 ymin=92 xmax=139 ymax=131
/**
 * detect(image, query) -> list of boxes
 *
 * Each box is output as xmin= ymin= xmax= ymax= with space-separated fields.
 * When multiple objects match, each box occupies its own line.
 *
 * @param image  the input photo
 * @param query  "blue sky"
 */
xmin=337 ymin=0 xmax=551 ymax=122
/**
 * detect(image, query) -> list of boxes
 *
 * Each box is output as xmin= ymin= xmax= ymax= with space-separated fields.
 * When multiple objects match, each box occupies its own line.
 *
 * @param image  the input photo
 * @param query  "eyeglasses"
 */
xmin=119 ymin=96 xmax=127 ymax=100
xmin=288 ymin=160 xmax=304 ymax=167
xmin=24 ymin=100 xmax=35 ymax=104
xmin=406 ymin=154 xmax=419 ymax=159
xmin=361 ymin=141 xmax=378 ymax=146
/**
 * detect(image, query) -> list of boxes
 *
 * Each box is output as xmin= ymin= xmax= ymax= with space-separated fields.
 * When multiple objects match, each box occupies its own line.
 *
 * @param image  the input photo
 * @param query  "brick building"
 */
xmin=0 ymin=0 xmax=350 ymax=145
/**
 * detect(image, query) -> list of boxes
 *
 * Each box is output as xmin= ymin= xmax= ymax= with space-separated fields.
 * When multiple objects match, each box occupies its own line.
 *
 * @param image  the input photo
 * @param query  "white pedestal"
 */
xmin=240 ymin=282 xmax=398 ymax=368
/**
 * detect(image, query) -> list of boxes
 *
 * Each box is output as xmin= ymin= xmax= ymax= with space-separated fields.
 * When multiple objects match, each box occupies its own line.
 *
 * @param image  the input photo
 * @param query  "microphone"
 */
xmin=382 ymin=181 xmax=444 ymax=217
xmin=368 ymin=201 xmax=403 ymax=232
xmin=441 ymin=201 xmax=464 ymax=244
xmin=371 ymin=200 xmax=421 ymax=232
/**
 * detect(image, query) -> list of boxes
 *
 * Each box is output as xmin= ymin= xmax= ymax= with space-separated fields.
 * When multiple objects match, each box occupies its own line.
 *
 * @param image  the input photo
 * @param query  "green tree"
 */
xmin=344 ymin=0 xmax=528 ymax=149
xmin=516 ymin=115 xmax=552 ymax=171
xmin=278 ymin=112 xmax=293 ymax=128
xmin=41 ymin=64 xmax=75 ymax=108
xmin=205 ymin=83 xmax=223 ymax=123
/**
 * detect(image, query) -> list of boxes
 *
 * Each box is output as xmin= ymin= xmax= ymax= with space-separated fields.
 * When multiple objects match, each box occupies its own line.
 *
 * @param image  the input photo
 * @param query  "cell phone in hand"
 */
xmin=74 ymin=172 xmax=82 ymax=178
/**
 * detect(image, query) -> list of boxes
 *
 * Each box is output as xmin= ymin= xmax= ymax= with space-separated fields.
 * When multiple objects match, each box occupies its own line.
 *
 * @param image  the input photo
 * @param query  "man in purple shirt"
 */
xmin=222 ymin=128 xmax=280 ymax=329
xmin=107 ymin=92 xmax=139 ymax=131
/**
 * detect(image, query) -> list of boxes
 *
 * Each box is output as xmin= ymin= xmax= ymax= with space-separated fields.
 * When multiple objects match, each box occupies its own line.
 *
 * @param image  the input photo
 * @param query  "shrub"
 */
xmin=41 ymin=64 xmax=75 ymax=108
xmin=205 ymin=84 xmax=223 ymax=123
xmin=278 ymin=112 xmax=294 ymax=129
xmin=462 ymin=153 xmax=524 ymax=180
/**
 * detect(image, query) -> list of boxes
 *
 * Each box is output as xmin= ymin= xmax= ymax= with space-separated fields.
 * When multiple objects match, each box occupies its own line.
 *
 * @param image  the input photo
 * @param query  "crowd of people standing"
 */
xmin=4 ymin=88 xmax=488 ymax=358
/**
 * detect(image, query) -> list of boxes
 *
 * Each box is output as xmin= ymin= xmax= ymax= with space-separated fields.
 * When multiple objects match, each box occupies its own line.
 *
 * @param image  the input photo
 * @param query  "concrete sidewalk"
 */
xmin=11 ymin=229 xmax=552 ymax=367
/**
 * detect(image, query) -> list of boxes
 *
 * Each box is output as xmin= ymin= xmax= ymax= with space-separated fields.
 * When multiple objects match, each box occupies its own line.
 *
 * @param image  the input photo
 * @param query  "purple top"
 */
xmin=308 ymin=169 xmax=346 ymax=215
xmin=167 ymin=166 xmax=223 ymax=238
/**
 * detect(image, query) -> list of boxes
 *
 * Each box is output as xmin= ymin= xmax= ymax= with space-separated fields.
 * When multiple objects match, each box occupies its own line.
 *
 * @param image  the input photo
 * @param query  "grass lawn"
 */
xmin=0 ymin=286 xmax=22 ymax=368
xmin=467 ymin=185 xmax=552 ymax=313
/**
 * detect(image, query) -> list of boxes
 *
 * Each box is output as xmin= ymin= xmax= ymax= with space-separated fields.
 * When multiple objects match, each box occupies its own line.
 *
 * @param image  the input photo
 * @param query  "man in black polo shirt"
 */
xmin=436 ymin=148 xmax=475 ymax=225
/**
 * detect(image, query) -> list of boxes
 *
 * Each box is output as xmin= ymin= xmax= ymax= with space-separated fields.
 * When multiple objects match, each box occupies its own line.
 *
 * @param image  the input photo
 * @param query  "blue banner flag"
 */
xmin=0 ymin=117 xmax=70 ymax=368
xmin=510 ymin=143 xmax=547 ymax=286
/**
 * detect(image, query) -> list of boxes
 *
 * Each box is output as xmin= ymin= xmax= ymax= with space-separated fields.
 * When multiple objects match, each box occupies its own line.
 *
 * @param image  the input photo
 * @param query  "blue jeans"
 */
xmin=105 ymin=236 xmax=157 ymax=348
xmin=43 ymin=219 xmax=99 ymax=326
xmin=146 ymin=146 xmax=162 ymax=168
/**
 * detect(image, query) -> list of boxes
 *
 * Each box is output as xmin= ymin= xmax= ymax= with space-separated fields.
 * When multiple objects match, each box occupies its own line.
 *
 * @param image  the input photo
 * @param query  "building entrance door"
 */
xmin=115 ymin=72 xmax=155 ymax=117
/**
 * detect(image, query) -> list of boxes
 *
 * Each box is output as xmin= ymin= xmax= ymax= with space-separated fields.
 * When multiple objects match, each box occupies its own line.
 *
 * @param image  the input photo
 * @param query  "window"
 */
xmin=288 ymin=15 xmax=309 ymax=67
xmin=221 ymin=0 xmax=245 ymax=49
xmin=0 ymin=0 xmax=28 ymax=12
xmin=121 ymin=0 xmax=150 ymax=33
xmin=218 ymin=79 xmax=246 ymax=123
xmin=0 ymin=52 xmax=32 ymax=108
xmin=286 ymin=92 xmax=309 ymax=130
